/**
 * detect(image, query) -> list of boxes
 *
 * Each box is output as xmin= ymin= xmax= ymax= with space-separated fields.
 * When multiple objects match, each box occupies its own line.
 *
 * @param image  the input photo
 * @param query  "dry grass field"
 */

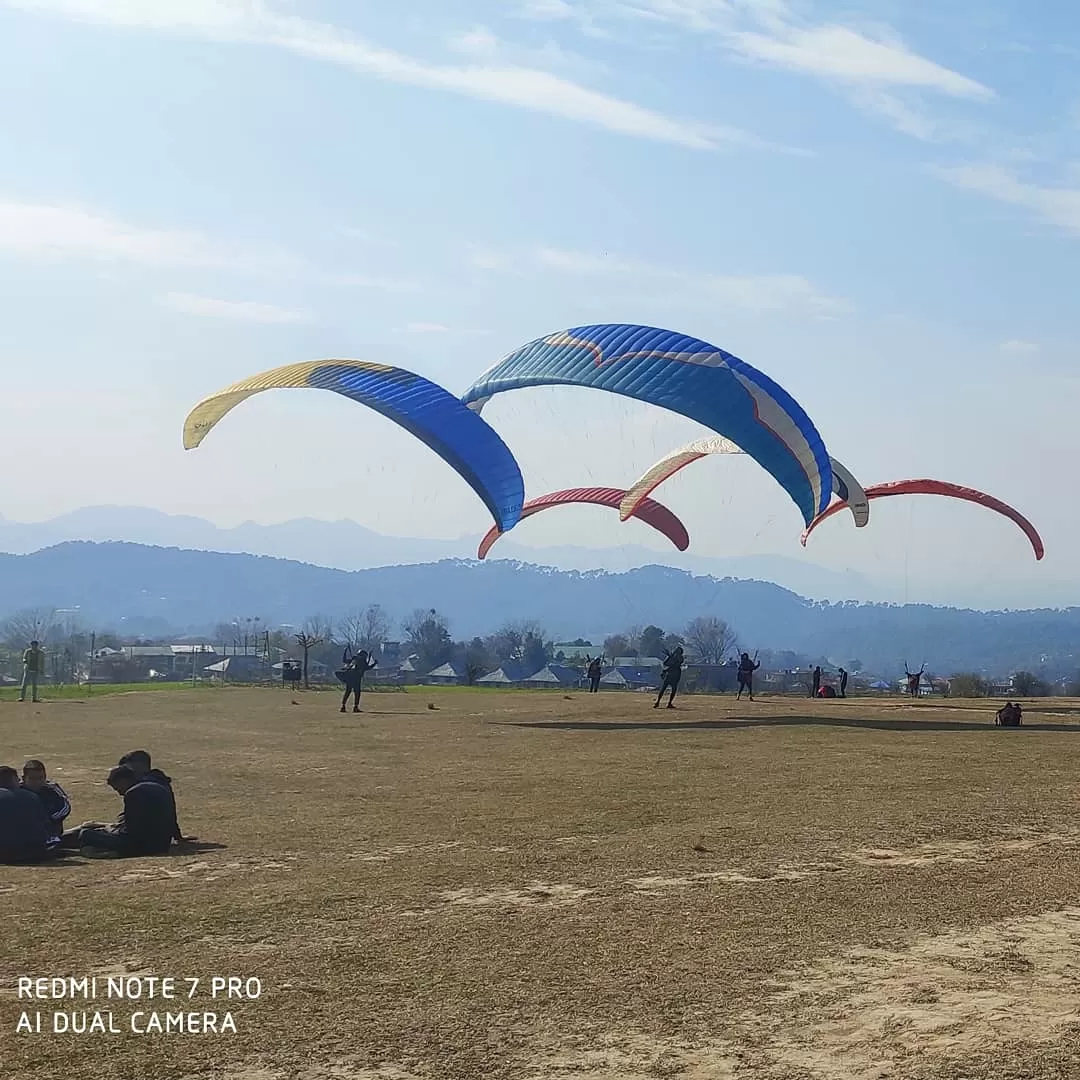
xmin=3 ymin=686 xmax=1080 ymax=1080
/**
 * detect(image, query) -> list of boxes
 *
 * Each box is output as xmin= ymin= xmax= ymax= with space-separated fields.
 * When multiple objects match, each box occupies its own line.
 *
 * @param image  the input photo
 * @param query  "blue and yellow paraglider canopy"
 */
xmin=461 ymin=324 xmax=832 ymax=527
xmin=183 ymin=359 xmax=524 ymax=533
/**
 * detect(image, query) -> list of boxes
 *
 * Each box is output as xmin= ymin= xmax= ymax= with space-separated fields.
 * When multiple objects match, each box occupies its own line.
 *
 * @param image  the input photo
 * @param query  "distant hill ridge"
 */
xmin=0 ymin=504 xmax=879 ymax=602
xmin=2 ymin=540 xmax=1080 ymax=676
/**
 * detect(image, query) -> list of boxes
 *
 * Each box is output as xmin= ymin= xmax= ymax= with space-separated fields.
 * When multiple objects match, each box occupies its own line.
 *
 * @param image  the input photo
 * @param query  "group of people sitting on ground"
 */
xmin=0 ymin=750 xmax=189 ymax=865
xmin=995 ymin=701 xmax=1024 ymax=727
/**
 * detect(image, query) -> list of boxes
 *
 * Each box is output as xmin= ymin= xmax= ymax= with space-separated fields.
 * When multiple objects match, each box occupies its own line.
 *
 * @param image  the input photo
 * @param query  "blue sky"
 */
xmin=1 ymin=0 xmax=1077 ymax=606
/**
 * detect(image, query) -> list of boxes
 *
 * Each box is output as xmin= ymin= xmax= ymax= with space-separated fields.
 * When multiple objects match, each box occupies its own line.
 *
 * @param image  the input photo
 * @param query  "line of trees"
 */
xmin=946 ymin=670 xmax=1057 ymax=698
xmin=0 ymin=607 xmax=106 ymax=685
xmin=1 ymin=603 xmax=1073 ymax=698
xmin=0 ymin=603 xmax=749 ymax=692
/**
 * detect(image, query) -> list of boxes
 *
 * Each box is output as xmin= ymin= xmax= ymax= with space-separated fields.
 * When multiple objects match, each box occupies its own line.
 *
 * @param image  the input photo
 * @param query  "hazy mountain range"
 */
xmin=0 ymin=505 xmax=875 ymax=602
xmin=2 ymin=540 xmax=1079 ymax=677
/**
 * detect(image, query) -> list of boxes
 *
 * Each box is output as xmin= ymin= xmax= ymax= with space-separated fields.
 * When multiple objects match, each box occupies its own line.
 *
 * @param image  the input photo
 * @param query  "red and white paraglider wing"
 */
xmin=478 ymin=486 xmax=690 ymax=560
xmin=801 ymin=478 xmax=1044 ymax=560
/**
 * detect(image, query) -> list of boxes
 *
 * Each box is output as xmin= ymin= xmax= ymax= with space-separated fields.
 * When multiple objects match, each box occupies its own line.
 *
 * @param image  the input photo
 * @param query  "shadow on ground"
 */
xmin=500 ymin=715 xmax=1080 ymax=734
xmin=173 ymin=840 xmax=227 ymax=854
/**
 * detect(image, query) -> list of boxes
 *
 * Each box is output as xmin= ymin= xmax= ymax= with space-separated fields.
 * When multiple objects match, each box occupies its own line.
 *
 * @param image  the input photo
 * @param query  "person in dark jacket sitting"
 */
xmin=21 ymin=759 xmax=70 ymax=841
xmin=0 ymin=765 xmax=52 ymax=864
xmin=62 ymin=766 xmax=175 ymax=858
xmin=118 ymin=750 xmax=188 ymax=843
xmin=995 ymin=701 xmax=1023 ymax=727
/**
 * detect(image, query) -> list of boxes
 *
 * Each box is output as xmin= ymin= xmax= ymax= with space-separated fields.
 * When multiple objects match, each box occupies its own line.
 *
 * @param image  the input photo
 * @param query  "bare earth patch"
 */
xmin=347 ymin=841 xmax=462 ymax=862
xmin=626 ymin=862 xmax=848 ymax=893
xmin=437 ymin=881 xmax=595 ymax=908
xmin=846 ymin=828 xmax=1080 ymax=869
xmin=525 ymin=1032 xmax=742 ymax=1079
xmin=181 ymin=1066 xmax=423 ymax=1080
xmin=4 ymin=688 xmax=1080 ymax=1079
xmin=117 ymin=856 xmax=295 ymax=883
xmin=756 ymin=908 xmax=1080 ymax=1078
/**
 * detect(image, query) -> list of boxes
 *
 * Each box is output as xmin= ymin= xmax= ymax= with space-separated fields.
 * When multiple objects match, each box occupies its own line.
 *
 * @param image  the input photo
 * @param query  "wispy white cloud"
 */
xmin=933 ymin=163 xmax=1080 ymax=235
xmin=999 ymin=339 xmax=1040 ymax=356
xmin=530 ymin=0 xmax=993 ymax=138
xmin=449 ymin=25 xmax=500 ymax=57
xmin=4 ymin=0 xmax=755 ymax=152
xmin=159 ymin=291 xmax=312 ymax=323
xmin=851 ymin=89 xmax=940 ymax=142
xmin=466 ymin=245 xmax=518 ymax=272
xmin=403 ymin=322 xmax=452 ymax=334
xmin=0 ymin=198 xmax=275 ymax=270
xmin=448 ymin=23 xmax=603 ymax=78
xmin=701 ymin=271 xmax=847 ymax=316
xmin=397 ymin=321 xmax=492 ymax=336
xmin=338 ymin=274 xmax=421 ymax=292
xmin=520 ymin=0 xmax=577 ymax=19
xmin=726 ymin=22 xmax=993 ymax=101
xmin=340 ymin=226 xmax=397 ymax=248
xmin=500 ymin=244 xmax=848 ymax=316
xmin=535 ymin=246 xmax=623 ymax=273
xmin=0 ymin=198 xmax=436 ymax=296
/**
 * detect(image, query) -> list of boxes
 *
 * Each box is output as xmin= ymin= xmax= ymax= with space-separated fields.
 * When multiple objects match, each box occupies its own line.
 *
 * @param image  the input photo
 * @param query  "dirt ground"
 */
xmin=2 ymin=686 xmax=1080 ymax=1080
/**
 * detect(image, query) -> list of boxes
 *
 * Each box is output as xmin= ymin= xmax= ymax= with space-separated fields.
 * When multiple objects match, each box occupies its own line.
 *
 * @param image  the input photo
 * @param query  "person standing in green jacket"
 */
xmin=19 ymin=640 xmax=45 ymax=703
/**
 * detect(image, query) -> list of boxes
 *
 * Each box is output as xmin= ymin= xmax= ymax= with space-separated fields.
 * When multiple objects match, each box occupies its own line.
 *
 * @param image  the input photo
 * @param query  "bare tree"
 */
xmin=1 ymin=607 xmax=57 ymax=648
xmin=306 ymin=614 xmax=336 ymax=642
xmin=361 ymin=604 xmax=390 ymax=651
xmin=683 ymin=616 xmax=738 ymax=665
xmin=948 ymin=672 xmax=988 ymax=698
xmin=485 ymin=619 xmax=540 ymax=663
xmin=1011 ymin=670 xmax=1048 ymax=697
xmin=337 ymin=611 xmax=365 ymax=651
xmin=603 ymin=633 xmax=634 ymax=660
xmin=339 ymin=604 xmax=391 ymax=653
xmin=463 ymin=637 xmax=496 ymax=685
xmin=294 ymin=616 xmax=331 ymax=689
xmin=402 ymin=608 xmax=452 ymax=673
xmin=486 ymin=622 xmax=524 ymax=664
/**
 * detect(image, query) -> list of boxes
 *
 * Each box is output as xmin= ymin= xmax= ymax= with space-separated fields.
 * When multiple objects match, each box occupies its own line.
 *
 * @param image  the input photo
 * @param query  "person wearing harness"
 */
xmin=736 ymin=652 xmax=760 ymax=701
xmin=654 ymin=646 xmax=685 ymax=709
xmin=340 ymin=646 xmax=377 ymax=712
xmin=905 ymin=663 xmax=925 ymax=698
xmin=586 ymin=656 xmax=602 ymax=693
